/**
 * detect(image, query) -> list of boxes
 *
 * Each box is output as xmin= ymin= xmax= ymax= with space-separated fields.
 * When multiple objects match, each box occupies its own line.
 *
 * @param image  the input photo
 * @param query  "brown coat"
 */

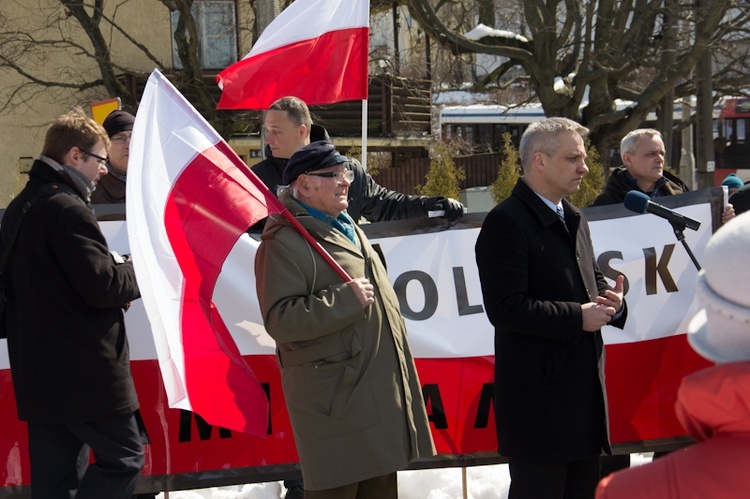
xmin=90 ymin=173 xmax=126 ymax=204
xmin=255 ymin=190 xmax=435 ymax=490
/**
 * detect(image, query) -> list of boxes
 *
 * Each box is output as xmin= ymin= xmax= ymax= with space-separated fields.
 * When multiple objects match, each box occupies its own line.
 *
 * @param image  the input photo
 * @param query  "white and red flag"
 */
xmin=126 ymin=69 xmax=280 ymax=435
xmin=216 ymin=0 xmax=370 ymax=110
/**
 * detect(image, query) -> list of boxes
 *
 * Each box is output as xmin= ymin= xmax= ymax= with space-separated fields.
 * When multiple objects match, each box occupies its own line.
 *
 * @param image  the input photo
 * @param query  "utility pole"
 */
xmin=658 ymin=0 xmax=676 ymax=167
xmin=256 ymin=0 xmax=280 ymax=161
xmin=679 ymin=97 xmax=696 ymax=190
xmin=694 ymin=0 xmax=715 ymax=189
xmin=392 ymin=2 xmax=401 ymax=75
xmin=256 ymin=0 xmax=280 ymax=34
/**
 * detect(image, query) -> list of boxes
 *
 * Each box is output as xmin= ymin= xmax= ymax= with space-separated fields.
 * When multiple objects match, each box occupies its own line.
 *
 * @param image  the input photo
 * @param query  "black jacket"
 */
xmin=730 ymin=183 xmax=750 ymax=215
xmin=475 ymin=178 xmax=627 ymax=462
xmin=591 ymin=166 xmax=689 ymax=206
xmin=0 ymin=159 xmax=140 ymax=423
xmin=250 ymin=126 xmax=441 ymax=223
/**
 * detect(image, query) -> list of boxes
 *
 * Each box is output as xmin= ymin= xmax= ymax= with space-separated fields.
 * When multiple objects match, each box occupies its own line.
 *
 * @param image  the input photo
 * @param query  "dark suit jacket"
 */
xmin=475 ymin=178 xmax=626 ymax=462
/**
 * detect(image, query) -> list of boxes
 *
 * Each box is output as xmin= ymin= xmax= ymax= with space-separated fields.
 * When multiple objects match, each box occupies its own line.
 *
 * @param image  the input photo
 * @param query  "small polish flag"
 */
xmin=216 ymin=0 xmax=369 ymax=110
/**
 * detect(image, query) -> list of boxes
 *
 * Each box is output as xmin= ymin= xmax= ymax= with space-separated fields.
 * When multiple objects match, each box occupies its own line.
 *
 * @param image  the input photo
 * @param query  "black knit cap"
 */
xmin=282 ymin=140 xmax=349 ymax=184
xmin=102 ymin=110 xmax=135 ymax=138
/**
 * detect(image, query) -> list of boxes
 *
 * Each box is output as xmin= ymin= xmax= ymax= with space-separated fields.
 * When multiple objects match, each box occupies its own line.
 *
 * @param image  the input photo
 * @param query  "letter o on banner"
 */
xmin=393 ymin=271 xmax=438 ymax=320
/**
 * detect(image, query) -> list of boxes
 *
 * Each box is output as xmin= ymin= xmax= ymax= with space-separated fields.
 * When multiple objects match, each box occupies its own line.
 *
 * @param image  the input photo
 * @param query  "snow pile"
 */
xmin=156 ymin=455 xmax=653 ymax=498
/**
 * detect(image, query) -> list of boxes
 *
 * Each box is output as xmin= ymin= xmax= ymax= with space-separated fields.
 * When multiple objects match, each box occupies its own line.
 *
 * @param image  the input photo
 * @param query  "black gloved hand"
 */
xmin=427 ymin=197 xmax=465 ymax=222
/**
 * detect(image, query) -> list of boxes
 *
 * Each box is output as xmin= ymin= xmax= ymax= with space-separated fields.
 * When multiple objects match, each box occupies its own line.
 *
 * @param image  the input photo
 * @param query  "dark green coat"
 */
xmin=255 ymin=190 xmax=435 ymax=490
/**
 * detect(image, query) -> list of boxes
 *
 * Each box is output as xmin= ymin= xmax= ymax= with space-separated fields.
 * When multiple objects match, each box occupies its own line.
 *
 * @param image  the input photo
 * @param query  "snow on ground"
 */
xmin=155 ymin=454 xmax=653 ymax=499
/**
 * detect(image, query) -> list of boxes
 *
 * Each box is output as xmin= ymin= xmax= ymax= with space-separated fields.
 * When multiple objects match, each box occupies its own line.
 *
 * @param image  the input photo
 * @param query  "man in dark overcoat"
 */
xmin=475 ymin=117 xmax=627 ymax=499
xmin=0 ymin=109 xmax=143 ymax=497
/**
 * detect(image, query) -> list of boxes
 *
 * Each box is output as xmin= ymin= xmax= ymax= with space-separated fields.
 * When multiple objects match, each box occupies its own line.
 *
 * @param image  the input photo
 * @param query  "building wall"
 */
xmin=0 ymin=0 xmax=242 ymax=207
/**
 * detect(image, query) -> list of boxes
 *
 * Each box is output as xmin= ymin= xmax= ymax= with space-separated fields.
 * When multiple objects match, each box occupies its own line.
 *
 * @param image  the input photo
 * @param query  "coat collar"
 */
xmin=512 ymin=178 xmax=582 ymax=231
xmin=266 ymin=190 xmax=364 ymax=257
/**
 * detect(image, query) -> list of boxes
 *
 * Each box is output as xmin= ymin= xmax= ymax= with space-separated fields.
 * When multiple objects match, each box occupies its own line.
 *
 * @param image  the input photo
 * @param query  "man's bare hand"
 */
xmin=348 ymin=278 xmax=375 ymax=308
xmin=595 ymin=274 xmax=625 ymax=313
xmin=582 ymin=302 xmax=616 ymax=332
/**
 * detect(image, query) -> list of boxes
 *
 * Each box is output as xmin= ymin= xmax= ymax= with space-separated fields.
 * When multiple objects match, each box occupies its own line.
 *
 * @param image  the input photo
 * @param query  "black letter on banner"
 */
xmin=393 ymin=271 xmax=438 ymax=320
xmin=643 ymin=245 xmax=678 ymax=295
xmin=453 ymin=267 xmax=483 ymax=316
xmin=262 ymin=382 xmax=272 ymax=435
xmin=597 ymin=251 xmax=629 ymax=295
xmin=178 ymin=410 xmax=232 ymax=442
xmin=422 ymin=384 xmax=448 ymax=429
xmin=474 ymin=383 xmax=495 ymax=428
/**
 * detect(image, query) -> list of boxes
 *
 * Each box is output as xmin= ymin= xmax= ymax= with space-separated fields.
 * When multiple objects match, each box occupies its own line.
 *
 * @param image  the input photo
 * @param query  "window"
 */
xmin=171 ymin=1 xmax=237 ymax=69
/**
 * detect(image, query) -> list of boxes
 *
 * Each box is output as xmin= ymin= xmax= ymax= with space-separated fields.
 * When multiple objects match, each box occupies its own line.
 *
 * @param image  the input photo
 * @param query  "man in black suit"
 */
xmin=475 ymin=117 xmax=626 ymax=499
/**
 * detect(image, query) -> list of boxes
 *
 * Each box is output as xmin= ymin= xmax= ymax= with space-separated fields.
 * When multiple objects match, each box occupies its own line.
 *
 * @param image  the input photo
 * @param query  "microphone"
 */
xmin=623 ymin=190 xmax=701 ymax=231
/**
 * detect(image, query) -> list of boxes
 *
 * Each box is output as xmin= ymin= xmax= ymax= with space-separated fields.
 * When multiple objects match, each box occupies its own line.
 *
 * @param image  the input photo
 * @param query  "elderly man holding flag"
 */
xmin=255 ymin=140 xmax=435 ymax=498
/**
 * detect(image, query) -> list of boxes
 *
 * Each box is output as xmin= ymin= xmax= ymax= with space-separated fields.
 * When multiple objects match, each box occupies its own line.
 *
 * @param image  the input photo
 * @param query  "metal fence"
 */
xmin=372 ymin=153 xmax=504 ymax=195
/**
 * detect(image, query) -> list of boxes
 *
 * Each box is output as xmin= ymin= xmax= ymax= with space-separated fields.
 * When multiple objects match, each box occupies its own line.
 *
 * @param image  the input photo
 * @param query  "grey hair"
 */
xmin=266 ymin=96 xmax=312 ymax=138
xmin=519 ymin=117 xmax=589 ymax=171
xmin=277 ymin=183 xmax=302 ymax=199
xmin=620 ymin=128 xmax=662 ymax=158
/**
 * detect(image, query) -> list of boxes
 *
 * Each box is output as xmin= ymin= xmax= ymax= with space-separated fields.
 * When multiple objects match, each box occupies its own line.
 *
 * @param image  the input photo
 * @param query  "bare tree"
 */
xmin=407 ymin=0 xmax=737 ymax=165
xmin=0 ymin=0 xmax=249 ymax=137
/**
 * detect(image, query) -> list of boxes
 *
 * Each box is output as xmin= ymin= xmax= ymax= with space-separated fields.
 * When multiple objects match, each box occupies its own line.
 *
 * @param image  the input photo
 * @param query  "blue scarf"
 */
xmin=299 ymin=202 xmax=360 ymax=249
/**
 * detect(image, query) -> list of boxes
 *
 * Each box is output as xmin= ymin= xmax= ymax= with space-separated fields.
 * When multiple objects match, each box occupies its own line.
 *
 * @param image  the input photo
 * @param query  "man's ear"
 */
xmin=296 ymin=175 xmax=313 ymax=195
xmin=531 ymin=151 xmax=545 ymax=171
xmin=622 ymin=153 xmax=631 ymax=168
xmin=64 ymin=146 xmax=83 ymax=168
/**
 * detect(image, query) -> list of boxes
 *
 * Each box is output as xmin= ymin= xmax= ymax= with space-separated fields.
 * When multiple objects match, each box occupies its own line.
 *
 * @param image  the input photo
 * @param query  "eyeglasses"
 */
xmin=111 ymin=134 xmax=131 ymax=145
xmin=305 ymin=170 xmax=354 ymax=183
xmin=82 ymin=150 xmax=110 ymax=168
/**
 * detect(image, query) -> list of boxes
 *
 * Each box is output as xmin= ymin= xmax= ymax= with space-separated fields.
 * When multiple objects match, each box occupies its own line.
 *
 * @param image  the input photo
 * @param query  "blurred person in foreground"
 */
xmin=90 ymin=109 xmax=134 ymax=204
xmin=252 ymin=95 xmax=464 ymax=224
xmin=596 ymin=211 xmax=750 ymax=499
xmin=0 ymin=109 xmax=143 ymax=497
xmin=254 ymin=140 xmax=435 ymax=499
xmin=475 ymin=117 xmax=627 ymax=499
xmin=591 ymin=128 xmax=735 ymax=225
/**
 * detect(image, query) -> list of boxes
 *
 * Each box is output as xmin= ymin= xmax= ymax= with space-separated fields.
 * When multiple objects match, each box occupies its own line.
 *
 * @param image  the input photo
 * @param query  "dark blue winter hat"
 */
xmin=282 ymin=140 xmax=348 ymax=184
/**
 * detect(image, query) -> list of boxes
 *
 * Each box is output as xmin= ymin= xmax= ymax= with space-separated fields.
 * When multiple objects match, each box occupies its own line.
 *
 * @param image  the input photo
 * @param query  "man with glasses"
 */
xmin=0 ymin=108 xmax=143 ymax=497
xmin=255 ymin=140 xmax=435 ymax=499
xmin=91 ymin=109 xmax=134 ymax=204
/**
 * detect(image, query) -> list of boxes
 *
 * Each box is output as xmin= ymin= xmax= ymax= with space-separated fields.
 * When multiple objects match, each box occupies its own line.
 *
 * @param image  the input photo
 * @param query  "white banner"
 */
xmin=0 ymin=188 xmax=722 ymax=368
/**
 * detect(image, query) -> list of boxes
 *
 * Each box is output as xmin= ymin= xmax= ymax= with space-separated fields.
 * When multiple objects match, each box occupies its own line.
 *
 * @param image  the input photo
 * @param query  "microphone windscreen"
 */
xmin=624 ymin=190 xmax=650 ymax=213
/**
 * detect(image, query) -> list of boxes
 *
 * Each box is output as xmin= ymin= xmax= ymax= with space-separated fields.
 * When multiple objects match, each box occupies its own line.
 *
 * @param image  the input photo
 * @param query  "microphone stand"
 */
xmin=670 ymin=221 xmax=702 ymax=271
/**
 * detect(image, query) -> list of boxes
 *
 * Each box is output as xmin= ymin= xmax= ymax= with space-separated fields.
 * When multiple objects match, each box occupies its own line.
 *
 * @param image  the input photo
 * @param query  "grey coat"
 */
xmin=255 ymin=190 xmax=435 ymax=490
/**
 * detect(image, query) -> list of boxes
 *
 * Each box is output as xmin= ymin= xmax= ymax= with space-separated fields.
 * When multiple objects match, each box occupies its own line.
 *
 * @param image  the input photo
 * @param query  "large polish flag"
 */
xmin=216 ymin=0 xmax=369 ymax=110
xmin=126 ymin=69 xmax=282 ymax=436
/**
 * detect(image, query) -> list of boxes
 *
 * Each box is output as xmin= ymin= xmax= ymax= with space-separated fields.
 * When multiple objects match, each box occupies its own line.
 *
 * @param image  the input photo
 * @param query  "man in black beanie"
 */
xmin=91 ymin=109 xmax=134 ymax=204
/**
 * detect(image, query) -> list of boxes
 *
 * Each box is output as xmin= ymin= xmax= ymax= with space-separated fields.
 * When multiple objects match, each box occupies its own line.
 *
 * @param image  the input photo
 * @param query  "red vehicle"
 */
xmin=714 ymin=97 xmax=750 ymax=185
